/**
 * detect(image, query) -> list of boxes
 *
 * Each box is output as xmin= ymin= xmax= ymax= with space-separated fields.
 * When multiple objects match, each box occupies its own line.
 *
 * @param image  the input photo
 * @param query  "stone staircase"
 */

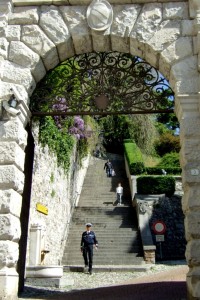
xmin=62 ymin=154 xmax=145 ymax=270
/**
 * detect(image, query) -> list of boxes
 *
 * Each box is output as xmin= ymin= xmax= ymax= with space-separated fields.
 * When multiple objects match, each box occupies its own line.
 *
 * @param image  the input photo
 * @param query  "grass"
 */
xmin=142 ymin=154 xmax=161 ymax=167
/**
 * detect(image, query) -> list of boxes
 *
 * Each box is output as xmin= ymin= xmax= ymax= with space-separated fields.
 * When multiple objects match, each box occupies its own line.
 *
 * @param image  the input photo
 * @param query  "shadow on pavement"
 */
xmin=50 ymin=281 xmax=187 ymax=300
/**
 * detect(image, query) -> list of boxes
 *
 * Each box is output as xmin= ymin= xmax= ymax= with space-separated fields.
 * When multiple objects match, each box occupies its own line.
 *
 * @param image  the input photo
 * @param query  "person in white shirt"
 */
xmin=116 ymin=182 xmax=123 ymax=205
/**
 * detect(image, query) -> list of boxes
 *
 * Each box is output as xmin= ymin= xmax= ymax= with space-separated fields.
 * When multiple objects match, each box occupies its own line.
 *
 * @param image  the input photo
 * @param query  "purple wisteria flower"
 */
xmin=69 ymin=116 xmax=86 ymax=139
xmin=52 ymin=97 xmax=68 ymax=128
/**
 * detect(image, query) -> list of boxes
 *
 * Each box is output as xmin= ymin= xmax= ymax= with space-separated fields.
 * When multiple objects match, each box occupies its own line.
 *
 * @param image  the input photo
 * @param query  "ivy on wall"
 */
xmin=38 ymin=116 xmax=74 ymax=173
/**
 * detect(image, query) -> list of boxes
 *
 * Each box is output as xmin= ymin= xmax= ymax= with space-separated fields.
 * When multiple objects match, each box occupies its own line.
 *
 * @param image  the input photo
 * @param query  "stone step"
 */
xmin=62 ymin=154 xmax=144 ymax=267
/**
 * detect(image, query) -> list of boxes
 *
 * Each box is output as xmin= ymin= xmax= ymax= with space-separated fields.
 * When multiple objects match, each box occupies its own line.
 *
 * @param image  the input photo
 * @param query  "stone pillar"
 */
xmin=176 ymin=94 xmax=200 ymax=299
xmin=0 ymin=118 xmax=27 ymax=299
xmin=29 ymin=224 xmax=43 ymax=266
xmin=0 ymin=79 xmax=30 ymax=299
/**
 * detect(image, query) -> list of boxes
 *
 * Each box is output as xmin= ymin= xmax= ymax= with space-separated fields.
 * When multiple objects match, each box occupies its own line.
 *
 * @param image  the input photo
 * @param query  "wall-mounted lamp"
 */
xmin=2 ymin=94 xmax=21 ymax=117
xmin=8 ymin=94 xmax=19 ymax=109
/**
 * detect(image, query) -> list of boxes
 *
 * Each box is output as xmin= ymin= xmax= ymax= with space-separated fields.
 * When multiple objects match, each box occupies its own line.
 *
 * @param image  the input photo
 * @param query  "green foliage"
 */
xmin=51 ymin=189 xmax=56 ymax=198
xmin=137 ymin=176 xmax=175 ymax=197
xmin=145 ymin=153 xmax=181 ymax=175
xmin=50 ymin=173 xmax=54 ymax=183
xmin=154 ymin=132 xmax=180 ymax=156
xmin=99 ymin=115 xmax=130 ymax=152
xmin=146 ymin=167 xmax=181 ymax=175
xmin=99 ymin=114 xmax=158 ymax=156
xmin=124 ymin=140 xmax=145 ymax=175
xmin=77 ymin=138 xmax=89 ymax=164
xmin=156 ymin=112 xmax=179 ymax=131
xmin=39 ymin=116 xmax=74 ymax=172
xmin=128 ymin=115 xmax=158 ymax=155
xmin=158 ymin=152 xmax=180 ymax=168
xmin=84 ymin=115 xmax=101 ymax=153
xmin=155 ymin=122 xmax=171 ymax=135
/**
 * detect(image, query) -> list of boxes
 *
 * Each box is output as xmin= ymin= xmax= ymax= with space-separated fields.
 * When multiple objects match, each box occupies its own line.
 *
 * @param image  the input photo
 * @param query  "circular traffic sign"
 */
xmin=152 ymin=220 xmax=166 ymax=234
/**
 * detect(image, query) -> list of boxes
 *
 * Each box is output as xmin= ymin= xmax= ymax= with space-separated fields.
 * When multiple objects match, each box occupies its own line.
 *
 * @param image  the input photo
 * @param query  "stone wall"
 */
xmin=27 ymin=122 xmax=89 ymax=266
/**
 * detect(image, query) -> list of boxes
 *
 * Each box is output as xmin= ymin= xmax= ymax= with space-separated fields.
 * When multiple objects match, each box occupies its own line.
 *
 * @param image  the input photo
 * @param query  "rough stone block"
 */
xmin=170 ymin=55 xmax=199 ymax=94
xmin=0 ymin=118 xmax=27 ymax=150
xmin=160 ymin=37 xmax=193 ymax=68
xmin=180 ymin=139 xmax=200 ymax=164
xmin=0 ymin=37 xmax=9 ymax=59
xmin=180 ymin=115 xmax=200 ymax=139
xmin=187 ymin=266 xmax=200 ymax=298
xmin=111 ymin=4 xmax=140 ymax=38
xmin=185 ymin=212 xmax=200 ymax=240
xmin=0 ymin=189 xmax=22 ymax=217
xmin=0 ymin=81 xmax=29 ymax=104
xmin=0 ymin=165 xmax=24 ymax=194
xmin=0 ymin=214 xmax=21 ymax=242
xmin=21 ymin=25 xmax=59 ymax=70
xmin=163 ymin=2 xmax=189 ymax=20
xmin=61 ymin=6 xmax=92 ymax=55
xmin=9 ymin=40 xmax=41 ymax=68
xmin=146 ymin=20 xmax=181 ymax=53
xmin=186 ymin=240 xmax=200 ymax=266
xmin=182 ymin=162 xmax=200 ymax=185
xmin=181 ymin=20 xmax=195 ymax=36
xmin=0 ymin=266 xmax=19 ymax=300
xmin=182 ymin=186 xmax=200 ymax=212
xmin=1 ymin=59 xmax=36 ymax=92
xmin=0 ymin=141 xmax=25 ymax=171
xmin=8 ymin=6 xmax=39 ymax=25
xmin=111 ymin=4 xmax=140 ymax=53
xmin=130 ymin=3 xmax=162 ymax=44
xmin=5 ymin=25 xmax=21 ymax=41
xmin=40 ymin=6 xmax=74 ymax=61
xmin=0 ymin=240 xmax=19 ymax=268
xmin=92 ymin=31 xmax=111 ymax=52
xmin=9 ymin=40 xmax=46 ymax=82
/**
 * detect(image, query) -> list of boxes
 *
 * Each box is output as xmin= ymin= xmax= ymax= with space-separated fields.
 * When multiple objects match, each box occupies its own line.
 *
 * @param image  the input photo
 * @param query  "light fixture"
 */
xmin=2 ymin=94 xmax=21 ymax=117
xmin=8 ymin=94 xmax=19 ymax=109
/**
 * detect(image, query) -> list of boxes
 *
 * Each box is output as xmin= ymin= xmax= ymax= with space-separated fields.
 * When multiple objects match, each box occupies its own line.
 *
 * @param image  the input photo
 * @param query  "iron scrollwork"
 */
xmin=30 ymin=52 xmax=174 ymax=116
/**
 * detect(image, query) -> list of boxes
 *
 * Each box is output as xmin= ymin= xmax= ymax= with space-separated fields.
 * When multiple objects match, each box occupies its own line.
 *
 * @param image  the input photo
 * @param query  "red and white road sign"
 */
xmin=152 ymin=220 xmax=166 ymax=234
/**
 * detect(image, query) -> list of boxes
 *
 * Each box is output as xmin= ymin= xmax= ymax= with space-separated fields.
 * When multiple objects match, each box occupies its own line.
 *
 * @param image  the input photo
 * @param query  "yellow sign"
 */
xmin=36 ymin=203 xmax=48 ymax=215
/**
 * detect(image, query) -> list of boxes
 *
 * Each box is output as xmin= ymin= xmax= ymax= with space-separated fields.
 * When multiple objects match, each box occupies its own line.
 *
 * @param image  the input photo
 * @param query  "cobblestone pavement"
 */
xmin=19 ymin=261 xmax=188 ymax=300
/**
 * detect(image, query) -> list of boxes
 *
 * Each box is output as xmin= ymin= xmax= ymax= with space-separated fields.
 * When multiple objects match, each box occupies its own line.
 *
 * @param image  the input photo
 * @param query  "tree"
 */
xmin=128 ymin=115 xmax=158 ymax=155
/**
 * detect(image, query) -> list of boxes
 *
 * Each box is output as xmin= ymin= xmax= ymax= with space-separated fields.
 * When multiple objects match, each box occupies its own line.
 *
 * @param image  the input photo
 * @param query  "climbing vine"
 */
xmin=38 ymin=116 xmax=74 ymax=172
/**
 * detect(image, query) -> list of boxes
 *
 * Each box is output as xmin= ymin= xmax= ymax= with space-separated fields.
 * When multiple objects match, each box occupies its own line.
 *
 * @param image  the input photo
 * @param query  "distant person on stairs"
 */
xmin=80 ymin=223 xmax=98 ymax=275
xmin=116 ymin=182 xmax=123 ymax=205
xmin=104 ymin=159 xmax=113 ymax=177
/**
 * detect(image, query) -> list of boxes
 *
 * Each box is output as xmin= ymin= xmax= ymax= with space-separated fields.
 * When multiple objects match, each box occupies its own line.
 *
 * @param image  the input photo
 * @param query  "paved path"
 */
xmin=19 ymin=264 xmax=188 ymax=300
xmin=50 ymin=266 xmax=188 ymax=300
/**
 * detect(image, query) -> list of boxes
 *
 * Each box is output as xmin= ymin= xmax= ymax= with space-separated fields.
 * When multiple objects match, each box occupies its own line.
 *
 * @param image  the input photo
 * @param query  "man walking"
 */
xmin=80 ymin=223 xmax=98 ymax=275
xmin=104 ymin=159 xmax=113 ymax=177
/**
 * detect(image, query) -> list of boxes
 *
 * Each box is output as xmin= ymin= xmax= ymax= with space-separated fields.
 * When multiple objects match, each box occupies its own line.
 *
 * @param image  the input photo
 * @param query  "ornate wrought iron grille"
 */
xmin=30 ymin=52 xmax=174 ymax=116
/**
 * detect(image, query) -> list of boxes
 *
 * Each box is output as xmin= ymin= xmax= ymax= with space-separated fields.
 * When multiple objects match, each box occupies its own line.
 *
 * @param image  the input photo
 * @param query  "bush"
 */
xmin=124 ymin=140 xmax=145 ymax=175
xmin=158 ymin=152 xmax=180 ymax=168
xmin=146 ymin=167 xmax=181 ymax=175
xmin=154 ymin=132 xmax=180 ymax=156
xmin=137 ymin=176 xmax=176 ymax=197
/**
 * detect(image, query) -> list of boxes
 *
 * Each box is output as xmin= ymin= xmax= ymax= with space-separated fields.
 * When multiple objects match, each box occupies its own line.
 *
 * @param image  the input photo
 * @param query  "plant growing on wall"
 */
xmin=38 ymin=116 xmax=74 ymax=172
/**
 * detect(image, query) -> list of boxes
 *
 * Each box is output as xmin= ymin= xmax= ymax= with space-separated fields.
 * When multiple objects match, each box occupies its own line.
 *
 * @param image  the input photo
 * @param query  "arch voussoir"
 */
xmin=21 ymin=25 xmax=59 ymax=71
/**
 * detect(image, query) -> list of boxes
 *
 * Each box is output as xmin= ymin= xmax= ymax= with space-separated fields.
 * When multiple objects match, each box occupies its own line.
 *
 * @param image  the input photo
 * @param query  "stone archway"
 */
xmin=0 ymin=0 xmax=200 ymax=299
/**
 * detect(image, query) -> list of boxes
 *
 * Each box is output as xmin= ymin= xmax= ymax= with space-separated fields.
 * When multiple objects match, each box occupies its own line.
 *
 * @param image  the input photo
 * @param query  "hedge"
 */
xmin=146 ymin=167 xmax=181 ymax=175
xmin=137 ymin=176 xmax=176 ymax=197
xmin=124 ymin=140 xmax=145 ymax=175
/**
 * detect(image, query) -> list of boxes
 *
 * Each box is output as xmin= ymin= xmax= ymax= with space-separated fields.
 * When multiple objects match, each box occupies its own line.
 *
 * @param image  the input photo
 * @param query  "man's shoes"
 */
xmin=89 ymin=270 xmax=92 ymax=275
xmin=83 ymin=265 xmax=88 ymax=273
